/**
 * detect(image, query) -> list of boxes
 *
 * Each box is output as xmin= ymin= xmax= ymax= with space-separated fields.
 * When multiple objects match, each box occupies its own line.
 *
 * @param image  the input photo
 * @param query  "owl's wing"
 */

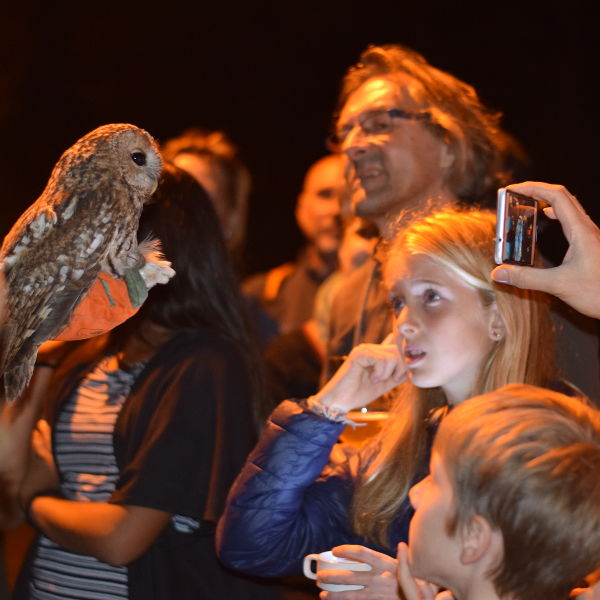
xmin=1 ymin=188 xmax=96 ymax=268
xmin=3 ymin=198 xmax=63 ymax=262
xmin=1 ymin=281 xmax=91 ymax=399
xmin=1 ymin=261 xmax=103 ymax=404
xmin=1 ymin=191 xmax=118 ymax=402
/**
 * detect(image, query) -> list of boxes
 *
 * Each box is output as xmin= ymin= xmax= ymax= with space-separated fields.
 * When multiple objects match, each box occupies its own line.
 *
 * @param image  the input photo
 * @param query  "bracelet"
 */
xmin=302 ymin=396 xmax=351 ymax=424
xmin=23 ymin=489 xmax=64 ymax=527
xmin=34 ymin=361 xmax=57 ymax=369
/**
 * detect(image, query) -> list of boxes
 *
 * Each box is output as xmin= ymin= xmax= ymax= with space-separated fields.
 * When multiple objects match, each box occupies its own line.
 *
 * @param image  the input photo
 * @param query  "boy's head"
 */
xmin=408 ymin=384 xmax=600 ymax=600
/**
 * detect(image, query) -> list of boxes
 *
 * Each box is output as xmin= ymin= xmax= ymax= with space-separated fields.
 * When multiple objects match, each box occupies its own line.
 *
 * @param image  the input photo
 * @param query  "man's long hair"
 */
xmin=336 ymin=45 xmax=523 ymax=206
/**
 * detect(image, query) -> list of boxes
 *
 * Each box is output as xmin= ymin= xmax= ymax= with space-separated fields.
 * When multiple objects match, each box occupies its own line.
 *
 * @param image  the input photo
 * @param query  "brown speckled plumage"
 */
xmin=0 ymin=123 xmax=164 ymax=403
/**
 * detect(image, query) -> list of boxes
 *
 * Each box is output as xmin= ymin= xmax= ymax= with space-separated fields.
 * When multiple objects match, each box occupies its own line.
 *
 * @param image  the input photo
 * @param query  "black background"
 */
xmin=0 ymin=1 xmax=596 ymax=274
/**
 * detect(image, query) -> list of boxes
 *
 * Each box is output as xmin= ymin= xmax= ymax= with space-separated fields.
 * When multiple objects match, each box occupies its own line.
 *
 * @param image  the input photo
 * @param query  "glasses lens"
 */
xmin=333 ymin=110 xmax=395 ymax=146
xmin=361 ymin=111 xmax=393 ymax=136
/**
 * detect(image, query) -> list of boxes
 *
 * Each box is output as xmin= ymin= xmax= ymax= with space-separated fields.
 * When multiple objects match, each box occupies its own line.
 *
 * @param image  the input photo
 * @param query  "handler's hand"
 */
xmin=491 ymin=182 xmax=600 ymax=319
xmin=20 ymin=419 xmax=60 ymax=507
xmin=314 ymin=336 xmax=406 ymax=413
xmin=572 ymin=581 xmax=600 ymax=599
xmin=318 ymin=545 xmax=399 ymax=599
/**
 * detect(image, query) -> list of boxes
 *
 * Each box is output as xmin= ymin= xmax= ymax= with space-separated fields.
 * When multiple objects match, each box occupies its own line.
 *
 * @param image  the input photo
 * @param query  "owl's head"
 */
xmin=103 ymin=124 xmax=162 ymax=195
xmin=53 ymin=123 xmax=163 ymax=199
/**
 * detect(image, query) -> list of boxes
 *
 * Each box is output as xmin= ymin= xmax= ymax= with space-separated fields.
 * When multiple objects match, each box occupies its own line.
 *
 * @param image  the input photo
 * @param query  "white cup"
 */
xmin=302 ymin=550 xmax=372 ymax=592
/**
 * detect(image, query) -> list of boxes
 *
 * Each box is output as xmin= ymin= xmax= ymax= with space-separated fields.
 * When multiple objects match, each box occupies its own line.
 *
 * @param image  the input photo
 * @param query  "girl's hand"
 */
xmin=315 ymin=336 xmax=406 ymax=413
xmin=397 ymin=543 xmax=451 ymax=600
xmin=318 ymin=545 xmax=399 ymax=599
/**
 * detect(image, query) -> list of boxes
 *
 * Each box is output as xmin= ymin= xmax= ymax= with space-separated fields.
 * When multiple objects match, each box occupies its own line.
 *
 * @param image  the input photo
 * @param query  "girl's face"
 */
xmin=385 ymin=253 xmax=498 ymax=405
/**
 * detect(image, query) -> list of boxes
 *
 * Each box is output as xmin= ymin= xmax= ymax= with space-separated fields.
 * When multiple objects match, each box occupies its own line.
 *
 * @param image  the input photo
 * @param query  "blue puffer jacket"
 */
xmin=216 ymin=400 xmax=422 ymax=577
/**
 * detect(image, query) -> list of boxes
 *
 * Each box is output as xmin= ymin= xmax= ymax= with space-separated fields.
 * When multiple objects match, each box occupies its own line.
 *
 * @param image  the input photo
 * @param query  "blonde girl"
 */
xmin=350 ymin=206 xmax=555 ymax=546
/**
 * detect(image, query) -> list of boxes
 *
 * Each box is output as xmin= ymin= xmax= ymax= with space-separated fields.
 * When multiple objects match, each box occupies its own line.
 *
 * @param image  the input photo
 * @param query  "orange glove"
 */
xmin=54 ymin=272 xmax=140 ymax=341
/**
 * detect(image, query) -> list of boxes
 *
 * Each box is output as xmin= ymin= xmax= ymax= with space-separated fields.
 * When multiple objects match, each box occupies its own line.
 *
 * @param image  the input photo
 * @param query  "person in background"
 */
xmin=161 ymin=128 xmax=251 ymax=261
xmin=243 ymin=154 xmax=346 ymax=338
xmin=264 ymin=215 xmax=377 ymax=402
xmin=162 ymin=128 xmax=281 ymax=349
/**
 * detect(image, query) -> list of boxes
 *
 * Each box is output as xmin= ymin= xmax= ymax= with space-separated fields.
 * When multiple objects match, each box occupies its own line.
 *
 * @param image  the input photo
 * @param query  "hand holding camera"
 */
xmin=492 ymin=182 xmax=600 ymax=319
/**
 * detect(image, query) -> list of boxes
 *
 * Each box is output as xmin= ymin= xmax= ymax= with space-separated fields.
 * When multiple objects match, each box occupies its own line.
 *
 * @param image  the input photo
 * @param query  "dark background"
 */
xmin=0 ymin=1 xmax=596 ymax=274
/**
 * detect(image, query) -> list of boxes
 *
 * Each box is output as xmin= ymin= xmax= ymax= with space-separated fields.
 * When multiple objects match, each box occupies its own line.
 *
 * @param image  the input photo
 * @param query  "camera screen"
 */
xmin=502 ymin=192 xmax=537 ymax=265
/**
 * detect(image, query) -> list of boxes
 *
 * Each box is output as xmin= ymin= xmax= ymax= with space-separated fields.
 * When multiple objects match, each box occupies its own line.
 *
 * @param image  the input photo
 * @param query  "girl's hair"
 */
xmin=350 ymin=206 xmax=556 ymax=546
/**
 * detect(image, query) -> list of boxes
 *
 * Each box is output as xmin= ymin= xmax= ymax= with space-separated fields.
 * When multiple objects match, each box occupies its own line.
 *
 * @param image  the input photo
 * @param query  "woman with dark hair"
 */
xmin=12 ymin=164 xmax=278 ymax=600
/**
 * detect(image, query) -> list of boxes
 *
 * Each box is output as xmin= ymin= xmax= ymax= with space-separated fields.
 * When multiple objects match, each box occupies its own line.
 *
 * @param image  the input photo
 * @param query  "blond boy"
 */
xmin=398 ymin=384 xmax=600 ymax=600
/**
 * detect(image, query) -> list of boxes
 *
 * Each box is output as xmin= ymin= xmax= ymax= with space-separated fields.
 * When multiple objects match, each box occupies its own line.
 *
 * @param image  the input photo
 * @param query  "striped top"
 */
xmin=29 ymin=356 xmax=143 ymax=600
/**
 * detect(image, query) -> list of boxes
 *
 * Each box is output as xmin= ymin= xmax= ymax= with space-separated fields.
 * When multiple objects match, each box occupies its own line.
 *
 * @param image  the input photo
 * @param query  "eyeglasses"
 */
xmin=332 ymin=108 xmax=431 ymax=146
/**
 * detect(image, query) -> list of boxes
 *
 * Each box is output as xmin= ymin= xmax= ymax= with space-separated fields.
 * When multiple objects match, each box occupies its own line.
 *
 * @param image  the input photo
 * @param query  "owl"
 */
xmin=0 ymin=123 xmax=175 ymax=403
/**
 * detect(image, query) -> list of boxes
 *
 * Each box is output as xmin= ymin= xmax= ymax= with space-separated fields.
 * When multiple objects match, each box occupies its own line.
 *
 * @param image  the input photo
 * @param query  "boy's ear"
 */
xmin=487 ymin=301 xmax=506 ymax=343
xmin=459 ymin=515 xmax=494 ymax=565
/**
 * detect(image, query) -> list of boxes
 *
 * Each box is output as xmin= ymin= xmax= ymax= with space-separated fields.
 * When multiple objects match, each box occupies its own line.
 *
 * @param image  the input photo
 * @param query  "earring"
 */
xmin=492 ymin=330 xmax=502 ymax=341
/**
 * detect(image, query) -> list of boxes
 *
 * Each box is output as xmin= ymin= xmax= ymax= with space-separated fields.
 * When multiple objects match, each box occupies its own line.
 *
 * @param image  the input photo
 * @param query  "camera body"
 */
xmin=495 ymin=188 xmax=539 ymax=266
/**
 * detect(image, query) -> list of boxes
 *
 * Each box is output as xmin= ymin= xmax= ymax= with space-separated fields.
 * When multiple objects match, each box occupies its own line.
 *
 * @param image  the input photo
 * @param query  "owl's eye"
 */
xmin=131 ymin=152 xmax=147 ymax=166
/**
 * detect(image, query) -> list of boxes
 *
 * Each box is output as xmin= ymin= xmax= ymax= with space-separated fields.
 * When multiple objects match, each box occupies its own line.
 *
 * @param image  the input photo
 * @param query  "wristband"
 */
xmin=23 ymin=489 xmax=64 ymax=527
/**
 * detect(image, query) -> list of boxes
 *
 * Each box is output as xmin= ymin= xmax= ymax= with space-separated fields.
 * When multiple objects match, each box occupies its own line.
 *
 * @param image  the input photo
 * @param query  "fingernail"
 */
xmin=492 ymin=268 xmax=509 ymax=283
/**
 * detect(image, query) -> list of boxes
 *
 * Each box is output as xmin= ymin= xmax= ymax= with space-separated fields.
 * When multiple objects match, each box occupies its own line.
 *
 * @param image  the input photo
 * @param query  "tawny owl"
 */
xmin=0 ymin=123 xmax=175 ymax=403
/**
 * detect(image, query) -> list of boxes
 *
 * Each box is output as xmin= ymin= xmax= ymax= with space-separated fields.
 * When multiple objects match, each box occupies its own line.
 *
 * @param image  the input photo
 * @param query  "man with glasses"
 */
xmin=324 ymin=44 xmax=600 ymax=400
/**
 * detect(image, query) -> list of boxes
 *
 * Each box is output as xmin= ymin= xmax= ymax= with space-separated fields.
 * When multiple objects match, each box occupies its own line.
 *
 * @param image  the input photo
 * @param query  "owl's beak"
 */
xmin=149 ymin=178 xmax=159 ymax=195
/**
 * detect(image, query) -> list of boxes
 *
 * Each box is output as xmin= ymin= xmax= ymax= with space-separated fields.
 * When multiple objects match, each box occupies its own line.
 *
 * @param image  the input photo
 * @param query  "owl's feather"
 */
xmin=0 ymin=123 xmax=172 ymax=403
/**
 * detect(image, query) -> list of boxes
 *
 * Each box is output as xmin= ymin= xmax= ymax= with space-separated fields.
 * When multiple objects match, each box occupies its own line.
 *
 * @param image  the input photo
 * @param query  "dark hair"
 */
xmin=136 ymin=164 xmax=238 ymax=330
xmin=116 ymin=163 xmax=266 ymax=424
xmin=336 ymin=44 xmax=520 ymax=206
